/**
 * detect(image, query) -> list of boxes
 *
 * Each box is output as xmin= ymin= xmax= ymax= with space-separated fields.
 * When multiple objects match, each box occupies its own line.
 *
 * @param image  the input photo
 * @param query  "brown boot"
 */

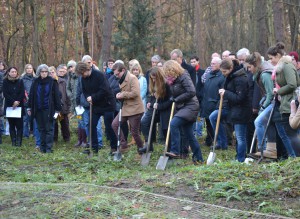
xmin=263 ymin=142 xmax=277 ymax=159
xmin=74 ymin=128 xmax=82 ymax=147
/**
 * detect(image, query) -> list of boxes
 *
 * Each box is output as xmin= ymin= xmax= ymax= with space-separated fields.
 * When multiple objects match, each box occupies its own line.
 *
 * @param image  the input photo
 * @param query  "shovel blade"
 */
xmin=141 ymin=152 xmax=151 ymax=166
xmin=156 ymin=155 xmax=169 ymax=170
xmin=113 ymin=151 xmax=122 ymax=161
xmin=206 ymin=152 xmax=216 ymax=165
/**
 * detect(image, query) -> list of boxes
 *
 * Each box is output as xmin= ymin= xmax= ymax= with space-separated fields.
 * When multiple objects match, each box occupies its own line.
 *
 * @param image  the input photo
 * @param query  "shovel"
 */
xmin=207 ymin=95 xmax=223 ymax=165
xmin=114 ymin=101 xmax=123 ymax=161
xmin=88 ymin=103 xmax=93 ymax=158
xmin=141 ymin=99 xmax=158 ymax=166
xmin=245 ymin=130 xmax=257 ymax=163
xmin=156 ymin=102 xmax=175 ymax=170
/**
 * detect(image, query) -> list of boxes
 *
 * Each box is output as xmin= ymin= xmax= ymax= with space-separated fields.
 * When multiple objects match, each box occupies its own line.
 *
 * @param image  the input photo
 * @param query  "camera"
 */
xmin=295 ymin=98 xmax=299 ymax=108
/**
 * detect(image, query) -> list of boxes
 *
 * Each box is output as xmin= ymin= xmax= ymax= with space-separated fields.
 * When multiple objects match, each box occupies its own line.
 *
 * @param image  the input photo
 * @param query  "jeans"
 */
xmin=23 ymin=112 xmax=30 ymax=137
xmin=209 ymin=109 xmax=228 ymax=149
xmin=97 ymin=117 xmax=103 ymax=146
xmin=195 ymin=116 xmax=204 ymax=137
xmin=275 ymin=121 xmax=296 ymax=157
xmin=234 ymin=124 xmax=247 ymax=162
xmin=169 ymin=116 xmax=203 ymax=162
xmin=83 ymin=109 xmax=103 ymax=146
xmin=254 ymin=103 xmax=273 ymax=150
xmin=33 ymin=119 xmax=41 ymax=146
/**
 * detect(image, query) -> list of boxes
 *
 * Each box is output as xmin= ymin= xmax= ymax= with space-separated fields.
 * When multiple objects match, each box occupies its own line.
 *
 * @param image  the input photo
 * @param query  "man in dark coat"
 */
xmin=75 ymin=61 xmax=117 ymax=154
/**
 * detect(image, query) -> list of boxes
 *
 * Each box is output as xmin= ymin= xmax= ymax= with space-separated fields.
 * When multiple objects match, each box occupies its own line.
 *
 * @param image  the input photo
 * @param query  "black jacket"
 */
xmin=170 ymin=71 xmax=199 ymax=122
xmin=76 ymin=77 xmax=90 ymax=108
xmin=108 ymin=75 xmax=121 ymax=111
xmin=157 ymin=84 xmax=172 ymax=130
xmin=181 ymin=60 xmax=196 ymax=86
xmin=195 ymin=68 xmax=205 ymax=105
xmin=3 ymin=77 xmax=25 ymax=115
xmin=200 ymin=70 xmax=225 ymax=118
xmin=81 ymin=68 xmax=116 ymax=113
xmin=28 ymin=76 xmax=62 ymax=119
xmin=223 ymin=66 xmax=252 ymax=124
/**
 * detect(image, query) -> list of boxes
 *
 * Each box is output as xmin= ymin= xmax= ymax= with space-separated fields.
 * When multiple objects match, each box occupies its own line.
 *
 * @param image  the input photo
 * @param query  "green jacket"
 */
xmin=276 ymin=56 xmax=298 ymax=114
xmin=67 ymin=72 xmax=78 ymax=114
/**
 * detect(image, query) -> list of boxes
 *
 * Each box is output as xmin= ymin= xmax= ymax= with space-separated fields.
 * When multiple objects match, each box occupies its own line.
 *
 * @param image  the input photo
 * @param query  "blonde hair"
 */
xmin=22 ymin=64 xmax=36 ymax=77
xmin=163 ymin=60 xmax=184 ymax=77
xmin=130 ymin=63 xmax=143 ymax=76
xmin=149 ymin=67 xmax=166 ymax=99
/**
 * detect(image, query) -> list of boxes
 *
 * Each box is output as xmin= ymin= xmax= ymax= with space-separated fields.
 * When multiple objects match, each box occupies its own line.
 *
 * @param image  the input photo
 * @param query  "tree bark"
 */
xmin=30 ymin=0 xmax=39 ymax=67
xmin=288 ymin=0 xmax=300 ymax=51
xmin=255 ymin=0 xmax=268 ymax=56
xmin=272 ymin=0 xmax=284 ymax=43
xmin=99 ymin=0 xmax=114 ymax=66
xmin=45 ymin=0 xmax=54 ymax=65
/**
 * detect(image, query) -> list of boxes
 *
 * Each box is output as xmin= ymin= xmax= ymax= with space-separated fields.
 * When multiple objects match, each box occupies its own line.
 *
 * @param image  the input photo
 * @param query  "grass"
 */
xmin=0 ymin=127 xmax=299 ymax=218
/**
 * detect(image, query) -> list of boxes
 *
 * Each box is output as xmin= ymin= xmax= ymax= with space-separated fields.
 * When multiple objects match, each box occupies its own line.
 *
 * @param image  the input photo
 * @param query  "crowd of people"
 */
xmin=0 ymin=42 xmax=300 ymax=164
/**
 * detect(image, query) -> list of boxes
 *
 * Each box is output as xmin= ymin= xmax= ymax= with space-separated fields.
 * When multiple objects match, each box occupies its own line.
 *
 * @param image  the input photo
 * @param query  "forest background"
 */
xmin=0 ymin=0 xmax=299 ymax=70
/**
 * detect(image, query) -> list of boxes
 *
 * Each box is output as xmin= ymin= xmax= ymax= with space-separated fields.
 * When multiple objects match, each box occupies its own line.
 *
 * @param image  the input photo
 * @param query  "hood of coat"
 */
xmin=261 ymin=61 xmax=274 ymax=72
xmin=276 ymin=55 xmax=293 ymax=73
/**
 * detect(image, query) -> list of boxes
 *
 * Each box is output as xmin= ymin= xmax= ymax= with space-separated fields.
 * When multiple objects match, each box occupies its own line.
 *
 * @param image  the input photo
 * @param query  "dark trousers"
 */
xmin=36 ymin=110 xmax=54 ymax=153
xmin=54 ymin=113 xmax=70 ymax=142
xmin=246 ymin=113 xmax=257 ymax=153
xmin=205 ymin=118 xmax=214 ymax=146
xmin=8 ymin=117 xmax=23 ymax=144
xmin=112 ymin=113 xmax=143 ymax=150
xmin=115 ymin=110 xmax=129 ymax=141
xmin=141 ymin=109 xmax=159 ymax=145
xmin=91 ymin=111 xmax=116 ymax=151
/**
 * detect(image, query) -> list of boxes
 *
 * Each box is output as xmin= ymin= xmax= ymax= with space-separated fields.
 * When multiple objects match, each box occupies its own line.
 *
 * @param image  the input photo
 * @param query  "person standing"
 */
xmin=28 ymin=64 xmax=61 ymax=153
xmin=75 ymin=61 xmax=117 ymax=154
xmin=3 ymin=67 xmax=25 ymax=146
xmin=111 ymin=63 xmax=144 ymax=154
xmin=66 ymin=60 xmax=77 ymax=116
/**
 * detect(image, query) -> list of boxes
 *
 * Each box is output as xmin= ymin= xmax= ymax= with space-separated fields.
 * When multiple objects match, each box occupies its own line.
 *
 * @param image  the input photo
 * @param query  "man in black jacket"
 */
xmin=75 ymin=61 xmax=117 ymax=154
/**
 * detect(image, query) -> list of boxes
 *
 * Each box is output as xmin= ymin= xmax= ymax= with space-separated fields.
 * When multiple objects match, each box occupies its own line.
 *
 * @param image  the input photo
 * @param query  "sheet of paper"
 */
xmin=6 ymin=107 xmax=22 ymax=118
xmin=75 ymin=106 xmax=85 ymax=115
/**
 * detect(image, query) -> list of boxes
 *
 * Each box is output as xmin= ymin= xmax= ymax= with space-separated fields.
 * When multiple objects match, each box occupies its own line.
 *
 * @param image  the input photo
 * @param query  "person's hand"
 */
xmin=170 ymin=97 xmax=175 ymax=102
xmin=291 ymin=100 xmax=297 ymax=114
xmin=154 ymin=92 xmax=158 ymax=99
xmin=153 ymin=103 xmax=158 ymax=109
xmin=273 ymin=88 xmax=278 ymax=94
xmin=219 ymin=89 xmax=225 ymax=96
xmin=27 ymin=110 xmax=31 ymax=116
xmin=147 ymin=102 xmax=151 ymax=109
xmin=116 ymin=92 xmax=123 ymax=99
xmin=87 ymin=96 xmax=92 ymax=104
xmin=13 ymin=101 xmax=19 ymax=109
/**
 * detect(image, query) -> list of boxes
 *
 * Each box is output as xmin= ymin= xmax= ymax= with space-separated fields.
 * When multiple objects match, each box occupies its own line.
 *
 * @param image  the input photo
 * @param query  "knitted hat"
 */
xmin=289 ymin=51 xmax=299 ymax=62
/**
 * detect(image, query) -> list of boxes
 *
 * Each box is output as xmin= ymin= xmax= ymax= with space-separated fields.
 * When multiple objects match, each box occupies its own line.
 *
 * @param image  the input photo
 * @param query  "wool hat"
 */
xmin=289 ymin=51 xmax=299 ymax=62
xmin=67 ymin=60 xmax=77 ymax=68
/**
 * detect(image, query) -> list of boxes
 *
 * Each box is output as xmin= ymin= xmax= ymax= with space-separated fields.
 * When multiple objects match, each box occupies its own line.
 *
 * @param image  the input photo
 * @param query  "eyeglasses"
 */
xmin=40 ymin=71 xmax=48 ymax=73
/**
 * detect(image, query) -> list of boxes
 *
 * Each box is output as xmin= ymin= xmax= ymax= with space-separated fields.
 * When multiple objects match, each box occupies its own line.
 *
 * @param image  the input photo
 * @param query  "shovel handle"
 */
xmin=89 ymin=103 xmax=93 ymax=157
xmin=146 ymin=99 xmax=158 ymax=153
xmin=164 ymin=102 xmax=175 ymax=155
xmin=212 ymin=95 xmax=223 ymax=152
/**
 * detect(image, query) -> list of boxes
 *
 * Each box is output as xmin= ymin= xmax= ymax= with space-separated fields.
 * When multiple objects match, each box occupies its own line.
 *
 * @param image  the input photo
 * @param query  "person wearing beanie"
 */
xmin=3 ymin=67 xmax=25 ymax=147
xmin=289 ymin=51 xmax=300 ymax=75
xmin=27 ymin=64 xmax=62 ymax=153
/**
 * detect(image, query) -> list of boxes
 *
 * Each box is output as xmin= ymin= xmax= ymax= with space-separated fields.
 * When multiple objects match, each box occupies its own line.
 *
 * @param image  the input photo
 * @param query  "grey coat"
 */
xmin=67 ymin=72 xmax=78 ymax=113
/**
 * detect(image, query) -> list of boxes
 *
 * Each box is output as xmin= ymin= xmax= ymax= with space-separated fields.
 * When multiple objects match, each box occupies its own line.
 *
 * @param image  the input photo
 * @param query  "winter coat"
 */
xmin=195 ymin=67 xmax=205 ymax=105
xmin=57 ymin=77 xmax=71 ymax=114
xmin=81 ymin=68 xmax=116 ymax=114
xmin=170 ymin=71 xmax=199 ymax=122
xmin=253 ymin=61 xmax=274 ymax=110
xmin=289 ymin=107 xmax=300 ymax=129
xmin=3 ymin=77 xmax=25 ymax=116
xmin=28 ymin=76 xmax=62 ymax=119
xmin=21 ymin=73 xmax=35 ymax=107
xmin=67 ymin=72 xmax=78 ymax=113
xmin=119 ymin=72 xmax=144 ymax=117
xmin=0 ymin=72 xmax=3 ymax=109
xmin=275 ymin=56 xmax=298 ymax=114
xmin=108 ymin=75 xmax=121 ymax=111
xmin=157 ymin=83 xmax=172 ymax=130
xmin=181 ymin=60 xmax=196 ymax=86
xmin=76 ymin=77 xmax=89 ymax=109
xmin=200 ymin=70 xmax=225 ymax=118
xmin=223 ymin=66 xmax=252 ymax=124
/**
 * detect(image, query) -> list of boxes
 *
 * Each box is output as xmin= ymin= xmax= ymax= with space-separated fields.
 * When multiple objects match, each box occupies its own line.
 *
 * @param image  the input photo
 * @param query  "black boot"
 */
xmin=138 ymin=144 xmax=153 ymax=154
xmin=15 ymin=131 xmax=22 ymax=147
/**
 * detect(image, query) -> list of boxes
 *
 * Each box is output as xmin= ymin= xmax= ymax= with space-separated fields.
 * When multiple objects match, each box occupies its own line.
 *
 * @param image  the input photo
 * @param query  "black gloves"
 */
xmin=170 ymin=97 xmax=176 ymax=102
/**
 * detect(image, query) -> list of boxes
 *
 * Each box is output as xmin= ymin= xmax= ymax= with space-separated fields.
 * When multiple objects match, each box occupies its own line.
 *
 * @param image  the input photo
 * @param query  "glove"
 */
xmin=170 ymin=97 xmax=175 ymax=102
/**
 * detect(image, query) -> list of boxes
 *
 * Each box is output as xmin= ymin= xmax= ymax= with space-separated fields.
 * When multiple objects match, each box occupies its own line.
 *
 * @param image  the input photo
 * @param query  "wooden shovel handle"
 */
xmin=213 ymin=95 xmax=223 ymax=148
xmin=164 ymin=102 xmax=175 ymax=155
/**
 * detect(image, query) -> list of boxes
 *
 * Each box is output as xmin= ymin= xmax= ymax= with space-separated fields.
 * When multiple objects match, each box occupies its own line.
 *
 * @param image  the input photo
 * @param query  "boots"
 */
xmin=138 ymin=144 xmax=153 ymax=154
xmin=15 ymin=131 xmax=22 ymax=147
xmin=253 ymin=142 xmax=277 ymax=159
xmin=10 ymin=129 xmax=16 ymax=146
xmin=74 ymin=128 xmax=82 ymax=147
xmin=81 ymin=129 xmax=87 ymax=147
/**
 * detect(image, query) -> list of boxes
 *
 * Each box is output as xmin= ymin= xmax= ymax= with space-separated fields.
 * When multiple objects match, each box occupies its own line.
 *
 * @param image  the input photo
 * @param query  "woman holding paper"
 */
xmin=3 ymin=67 xmax=25 ymax=146
xmin=27 ymin=64 xmax=62 ymax=153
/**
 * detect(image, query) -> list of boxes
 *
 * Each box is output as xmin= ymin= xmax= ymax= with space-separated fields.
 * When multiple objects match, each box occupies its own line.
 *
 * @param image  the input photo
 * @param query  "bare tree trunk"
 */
xmin=272 ymin=0 xmax=284 ymax=43
xmin=231 ymin=0 xmax=238 ymax=52
xmin=99 ymin=0 xmax=114 ymax=66
xmin=194 ymin=0 xmax=205 ymax=65
xmin=288 ymin=0 xmax=300 ymax=51
xmin=30 ymin=0 xmax=39 ymax=67
xmin=82 ymin=0 xmax=90 ymax=55
xmin=155 ymin=0 xmax=162 ymax=55
xmin=255 ymin=0 xmax=268 ymax=56
xmin=45 ymin=0 xmax=54 ymax=65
